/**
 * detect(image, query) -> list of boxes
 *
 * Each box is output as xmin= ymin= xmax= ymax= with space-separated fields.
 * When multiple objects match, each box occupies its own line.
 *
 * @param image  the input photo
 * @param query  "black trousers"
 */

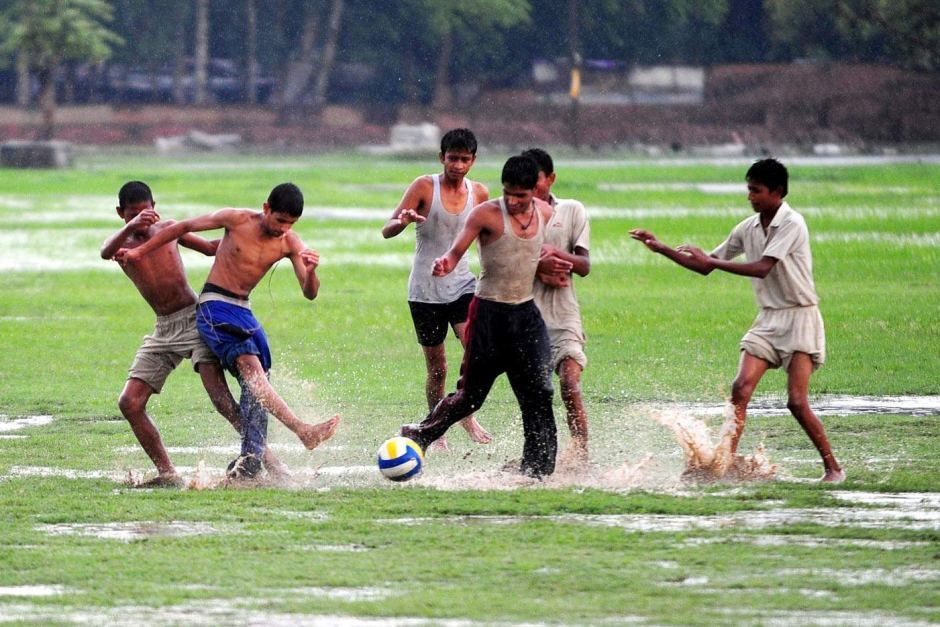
xmin=411 ymin=297 xmax=557 ymax=476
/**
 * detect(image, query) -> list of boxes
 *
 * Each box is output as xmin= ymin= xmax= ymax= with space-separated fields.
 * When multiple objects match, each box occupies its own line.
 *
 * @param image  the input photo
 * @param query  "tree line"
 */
xmin=1 ymin=0 xmax=936 ymax=139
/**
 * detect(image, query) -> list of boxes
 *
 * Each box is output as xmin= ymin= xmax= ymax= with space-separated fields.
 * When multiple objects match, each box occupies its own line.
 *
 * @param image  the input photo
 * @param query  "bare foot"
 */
xmin=459 ymin=416 xmax=492 ymax=444
xmin=430 ymin=435 xmax=451 ymax=452
xmin=557 ymin=441 xmax=589 ymax=471
xmin=821 ymin=468 xmax=846 ymax=483
xmin=298 ymin=415 xmax=341 ymax=450
xmin=134 ymin=473 xmax=184 ymax=489
xmin=262 ymin=451 xmax=291 ymax=480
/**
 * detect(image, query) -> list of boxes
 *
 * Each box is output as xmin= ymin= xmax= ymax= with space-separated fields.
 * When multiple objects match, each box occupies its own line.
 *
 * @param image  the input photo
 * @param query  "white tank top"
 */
xmin=407 ymin=174 xmax=477 ymax=303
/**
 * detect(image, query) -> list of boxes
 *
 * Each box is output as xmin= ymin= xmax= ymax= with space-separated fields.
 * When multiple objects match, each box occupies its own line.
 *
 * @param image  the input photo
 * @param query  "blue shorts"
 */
xmin=196 ymin=298 xmax=271 ymax=376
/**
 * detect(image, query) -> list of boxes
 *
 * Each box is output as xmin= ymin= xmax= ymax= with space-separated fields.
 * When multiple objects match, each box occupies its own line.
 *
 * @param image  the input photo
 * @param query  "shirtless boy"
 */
xmin=102 ymin=181 xmax=284 ymax=486
xmin=382 ymin=128 xmax=491 ymax=450
xmin=117 ymin=183 xmax=340 ymax=479
xmin=631 ymin=158 xmax=845 ymax=483
xmin=401 ymin=156 xmax=573 ymax=478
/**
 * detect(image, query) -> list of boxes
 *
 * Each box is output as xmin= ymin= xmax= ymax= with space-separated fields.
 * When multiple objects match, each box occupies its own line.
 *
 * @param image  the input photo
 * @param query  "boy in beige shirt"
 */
xmin=631 ymin=158 xmax=844 ymax=483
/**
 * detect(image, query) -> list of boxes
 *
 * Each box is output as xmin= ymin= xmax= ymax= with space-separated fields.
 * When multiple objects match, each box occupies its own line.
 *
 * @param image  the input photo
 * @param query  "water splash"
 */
xmin=652 ymin=403 xmax=777 ymax=483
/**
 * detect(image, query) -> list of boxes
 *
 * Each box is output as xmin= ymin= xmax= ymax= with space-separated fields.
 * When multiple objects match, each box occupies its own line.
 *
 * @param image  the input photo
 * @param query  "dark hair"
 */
xmin=267 ymin=182 xmax=304 ymax=217
xmin=501 ymin=156 xmax=539 ymax=189
xmin=118 ymin=181 xmax=153 ymax=208
xmin=521 ymin=148 xmax=554 ymax=176
xmin=746 ymin=158 xmax=788 ymax=198
xmin=440 ymin=128 xmax=478 ymax=156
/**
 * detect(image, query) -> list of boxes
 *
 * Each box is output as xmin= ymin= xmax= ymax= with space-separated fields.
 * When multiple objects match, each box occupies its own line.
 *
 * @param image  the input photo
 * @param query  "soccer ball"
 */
xmin=377 ymin=436 xmax=424 ymax=482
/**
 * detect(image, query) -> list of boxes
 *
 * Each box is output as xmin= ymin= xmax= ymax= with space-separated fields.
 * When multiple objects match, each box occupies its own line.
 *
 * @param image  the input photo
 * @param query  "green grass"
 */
xmin=0 ymin=151 xmax=937 ymax=625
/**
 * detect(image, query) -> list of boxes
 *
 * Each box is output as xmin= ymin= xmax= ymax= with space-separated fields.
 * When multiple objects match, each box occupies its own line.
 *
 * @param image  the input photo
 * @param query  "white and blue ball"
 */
xmin=377 ymin=436 xmax=424 ymax=482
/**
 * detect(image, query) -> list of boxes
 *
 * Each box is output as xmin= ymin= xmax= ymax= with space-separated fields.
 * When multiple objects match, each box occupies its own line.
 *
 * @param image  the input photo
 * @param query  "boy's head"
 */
xmin=501 ymin=156 xmax=540 ymax=213
xmin=746 ymin=158 xmax=788 ymax=198
xmin=267 ymin=182 xmax=304 ymax=217
xmin=440 ymin=128 xmax=477 ymax=156
xmin=118 ymin=181 xmax=153 ymax=209
xmin=521 ymin=148 xmax=556 ymax=202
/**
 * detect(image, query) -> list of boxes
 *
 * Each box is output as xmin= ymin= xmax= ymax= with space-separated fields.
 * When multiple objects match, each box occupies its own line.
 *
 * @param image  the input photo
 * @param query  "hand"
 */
xmin=399 ymin=209 xmax=426 ymax=226
xmin=676 ymin=244 xmax=707 ymax=261
xmin=129 ymin=209 xmax=160 ymax=233
xmin=630 ymin=228 xmax=665 ymax=253
xmin=113 ymin=247 xmax=140 ymax=266
xmin=299 ymin=248 xmax=320 ymax=272
xmin=432 ymin=255 xmax=452 ymax=277
xmin=537 ymin=252 xmax=573 ymax=276
xmin=537 ymin=271 xmax=570 ymax=288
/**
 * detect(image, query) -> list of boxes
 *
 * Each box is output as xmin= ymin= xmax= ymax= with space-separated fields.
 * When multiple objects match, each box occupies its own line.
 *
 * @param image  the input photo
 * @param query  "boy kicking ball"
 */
xmin=631 ymin=158 xmax=845 ymax=483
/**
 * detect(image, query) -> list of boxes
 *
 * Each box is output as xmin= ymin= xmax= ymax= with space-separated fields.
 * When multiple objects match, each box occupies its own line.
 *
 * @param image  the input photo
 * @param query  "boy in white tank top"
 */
xmin=382 ymin=129 xmax=491 ymax=449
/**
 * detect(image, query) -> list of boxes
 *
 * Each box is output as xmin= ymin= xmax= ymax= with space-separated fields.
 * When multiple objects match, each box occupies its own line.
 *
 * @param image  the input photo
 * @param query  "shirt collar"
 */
xmin=749 ymin=201 xmax=791 ymax=229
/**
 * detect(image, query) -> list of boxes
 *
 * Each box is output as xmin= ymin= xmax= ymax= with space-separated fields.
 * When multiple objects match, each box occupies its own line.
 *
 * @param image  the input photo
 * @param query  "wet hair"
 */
xmin=440 ymin=128 xmax=478 ymax=156
xmin=118 ymin=181 xmax=153 ymax=208
xmin=267 ymin=182 xmax=304 ymax=217
xmin=746 ymin=158 xmax=788 ymax=198
xmin=521 ymin=148 xmax=554 ymax=176
xmin=501 ymin=155 xmax=539 ymax=189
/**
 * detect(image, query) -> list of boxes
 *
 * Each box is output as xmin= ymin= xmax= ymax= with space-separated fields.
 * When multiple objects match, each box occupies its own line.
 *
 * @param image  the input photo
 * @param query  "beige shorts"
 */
xmin=128 ymin=304 xmax=217 ymax=393
xmin=547 ymin=326 xmax=587 ymax=373
xmin=740 ymin=305 xmax=825 ymax=372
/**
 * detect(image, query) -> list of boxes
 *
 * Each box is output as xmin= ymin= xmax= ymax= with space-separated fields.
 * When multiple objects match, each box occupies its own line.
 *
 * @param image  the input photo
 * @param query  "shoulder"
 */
xmin=408 ymin=175 xmax=435 ymax=195
xmin=471 ymin=180 xmax=489 ymax=200
xmin=534 ymin=197 xmax=553 ymax=219
xmin=555 ymin=198 xmax=586 ymax=218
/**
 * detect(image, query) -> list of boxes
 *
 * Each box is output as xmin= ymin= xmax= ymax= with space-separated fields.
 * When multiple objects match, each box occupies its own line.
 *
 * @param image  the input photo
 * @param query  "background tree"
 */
xmin=0 ymin=0 xmax=122 ymax=139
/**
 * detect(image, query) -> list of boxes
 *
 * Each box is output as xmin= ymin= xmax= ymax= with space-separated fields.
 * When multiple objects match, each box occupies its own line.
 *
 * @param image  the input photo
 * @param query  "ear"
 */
xmin=262 ymin=201 xmax=271 ymax=214
xmin=438 ymin=152 xmax=446 ymax=165
xmin=547 ymin=172 xmax=557 ymax=186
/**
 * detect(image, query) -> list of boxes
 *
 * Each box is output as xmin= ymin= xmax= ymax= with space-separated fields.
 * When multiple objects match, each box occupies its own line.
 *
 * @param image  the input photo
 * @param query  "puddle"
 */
xmin=0 ymin=415 xmax=53 ymax=432
xmin=728 ymin=610 xmax=932 ymax=626
xmin=7 ymin=466 xmax=123 ymax=480
xmin=275 ymin=587 xmax=396 ymax=602
xmin=831 ymin=491 xmax=940 ymax=510
xmin=680 ymin=534 xmax=931 ymax=550
xmin=36 ymin=521 xmax=223 ymax=542
xmin=0 ymin=585 xmax=69 ymax=597
xmin=774 ymin=567 xmax=940 ymax=587
xmin=673 ymin=395 xmax=940 ymax=417
xmin=302 ymin=544 xmax=371 ymax=553
xmin=379 ymin=498 xmax=940 ymax=532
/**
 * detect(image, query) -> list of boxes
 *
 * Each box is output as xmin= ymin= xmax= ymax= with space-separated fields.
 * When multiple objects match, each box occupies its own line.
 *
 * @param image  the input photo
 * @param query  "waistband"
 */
xmin=199 ymin=282 xmax=251 ymax=309
xmin=155 ymin=303 xmax=198 ymax=325
xmin=761 ymin=303 xmax=818 ymax=312
xmin=474 ymin=296 xmax=536 ymax=311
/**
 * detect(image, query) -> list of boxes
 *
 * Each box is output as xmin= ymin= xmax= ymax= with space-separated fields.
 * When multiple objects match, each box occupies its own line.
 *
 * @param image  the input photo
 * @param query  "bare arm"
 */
xmin=116 ymin=210 xmax=233 ymax=263
xmin=178 ymin=234 xmax=220 ymax=256
xmin=680 ymin=245 xmax=778 ymax=278
xmin=287 ymin=234 xmax=320 ymax=300
xmin=100 ymin=208 xmax=160 ymax=259
xmin=382 ymin=178 xmax=429 ymax=239
xmin=630 ymin=228 xmax=714 ymax=275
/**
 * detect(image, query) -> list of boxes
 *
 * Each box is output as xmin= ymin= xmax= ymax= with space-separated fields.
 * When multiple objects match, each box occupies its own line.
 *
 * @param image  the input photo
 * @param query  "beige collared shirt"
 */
xmin=710 ymin=202 xmax=819 ymax=309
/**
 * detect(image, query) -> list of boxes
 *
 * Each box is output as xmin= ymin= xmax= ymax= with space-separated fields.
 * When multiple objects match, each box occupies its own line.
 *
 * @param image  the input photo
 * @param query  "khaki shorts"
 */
xmin=128 ymin=304 xmax=217 ymax=393
xmin=740 ymin=305 xmax=825 ymax=372
xmin=547 ymin=326 xmax=587 ymax=373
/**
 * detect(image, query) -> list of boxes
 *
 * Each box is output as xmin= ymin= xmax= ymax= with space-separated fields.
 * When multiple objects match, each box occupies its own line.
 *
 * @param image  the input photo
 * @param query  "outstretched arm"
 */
xmin=116 ymin=210 xmax=232 ymax=264
xmin=679 ymin=245 xmax=778 ymax=278
xmin=630 ymin=228 xmax=713 ymax=275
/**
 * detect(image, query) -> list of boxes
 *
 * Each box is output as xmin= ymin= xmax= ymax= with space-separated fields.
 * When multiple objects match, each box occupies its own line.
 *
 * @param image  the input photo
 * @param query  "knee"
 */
xmin=118 ymin=392 xmax=145 ymax=418
xmin=787 ymin=396 xmax=810 ymax=416
xmin=730 ymin=377 xmax=756 ymax=403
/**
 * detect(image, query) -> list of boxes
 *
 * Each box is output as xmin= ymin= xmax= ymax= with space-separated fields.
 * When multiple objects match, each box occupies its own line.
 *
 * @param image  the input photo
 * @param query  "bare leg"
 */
xmin=422 ymin=343 xmax=451 ymax=451
xmin=118 ymin=377 xmax=178 ymax=481
xmin=729 ymin=351 xmax=770 ymax=456
xmin=234 ymin=355 xmax=339 ymax=450
xmin=558 ymin=358 xmax=588 ymax=465
xmin=452 ymin=321 xmax=492 ymax=444
xmin=787 ymin=353 xmax=845 ymax=483
xmin=198 ymin=362 xmax=288 ymax=478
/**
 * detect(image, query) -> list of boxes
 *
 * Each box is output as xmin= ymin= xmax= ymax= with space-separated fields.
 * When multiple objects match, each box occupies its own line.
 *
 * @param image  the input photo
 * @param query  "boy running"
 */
xmin=102 ymin=181 xmax=285 ymax=486
xmin=631 ymin=158 xmax=845 ymax=483
xmin=382 ymin=128 xmax=491 ymax=449
xmin=117 ymin=183 xmax=340 ymax=480
xmin=401 ymin=156 xmax=573 ymax=478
